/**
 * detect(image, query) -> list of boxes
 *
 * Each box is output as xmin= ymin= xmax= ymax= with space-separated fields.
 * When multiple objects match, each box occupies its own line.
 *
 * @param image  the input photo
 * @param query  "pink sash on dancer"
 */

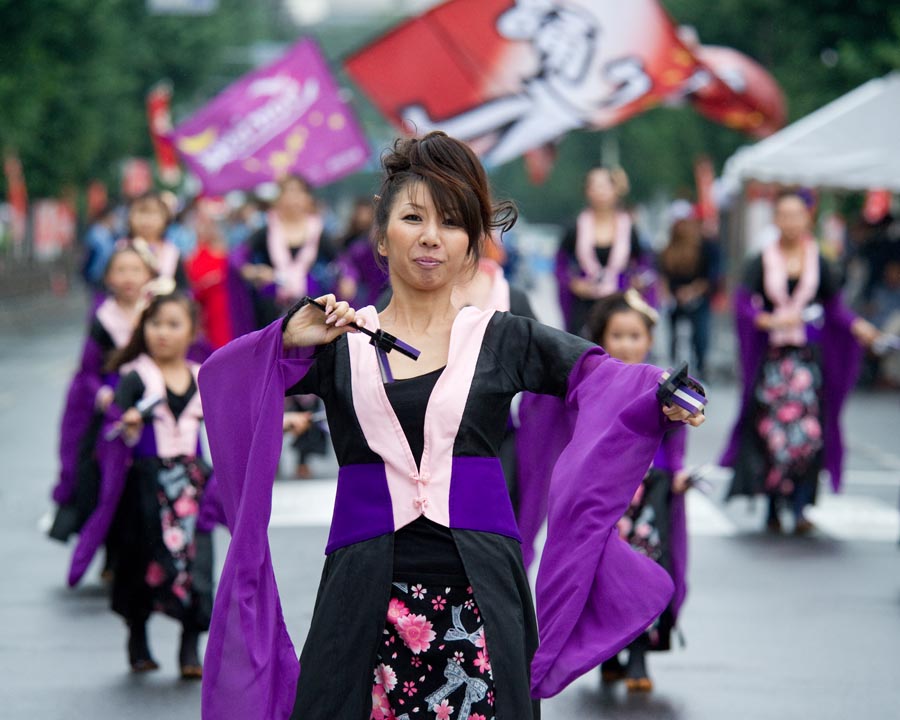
xmin=131 ymin=354 xmax=203 ymax=458
xmin=95 ymin=297 xmax=139 ymax=349
xmin=762 ymin=236 xmax=820 ymax=347
xmin=574 ymin=210 xmax=632 ymax=296
xmin=153 ymin=241 xmax=181 ymax=281
xmin=266 ymin=210 xmax=322 ymax=303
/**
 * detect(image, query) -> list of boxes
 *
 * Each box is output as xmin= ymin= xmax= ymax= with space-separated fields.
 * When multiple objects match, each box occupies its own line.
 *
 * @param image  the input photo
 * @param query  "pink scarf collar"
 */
xmin=575 ymin=209 xmax=631 ymax=296
xmin=95 ymin=297 xmax=140 ymax=348
xmin=762 ymin=236 xmax=820 ymax=347
xmin=266 ymin=210 xmax=322 ymax=303
xmin=145 ymin=240 xmax=180 ymax=281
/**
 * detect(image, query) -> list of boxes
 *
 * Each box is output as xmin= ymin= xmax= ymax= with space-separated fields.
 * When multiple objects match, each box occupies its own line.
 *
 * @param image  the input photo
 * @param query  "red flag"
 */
xmin=693 ymin=155 xmax=718 ymax=225
xmin=346 ymin=0 xmax=700 ymax=166
xmin=863 ymin=189 xmax=891 ymax=224
xmin=688 ymin=45 xmax=786 ymax=138
xmin=122 ymin=158 xmax=154 ymax=199
xmin=147 ymin=82 xmax=182 ymax=186
xmin=3 ymin=152 xmax=28 ymax=251
xmin=524 ymin=142 xmax=558 ymax=184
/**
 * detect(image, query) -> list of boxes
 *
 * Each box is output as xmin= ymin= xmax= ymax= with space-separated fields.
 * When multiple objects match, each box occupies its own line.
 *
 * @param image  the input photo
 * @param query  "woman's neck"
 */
xmin=778 ymin=234 xmax=804 ymax=252
xmin=591 ymin=206 xmax=616 ymax=221
xmin=381 ymin=282 xmax=457 ymax=335
xmin=277 ymin=209 xmax=307 ymax=226
xmin=154 ymin=356 xmax=189 ymax=373
xmin=113 ymin=296 xmax=140 ymax=313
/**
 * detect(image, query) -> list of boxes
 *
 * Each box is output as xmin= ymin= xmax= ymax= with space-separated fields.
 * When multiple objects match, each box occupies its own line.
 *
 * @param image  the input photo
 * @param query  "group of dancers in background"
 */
xmin=47 ymin=139 xmax=886 ymax=708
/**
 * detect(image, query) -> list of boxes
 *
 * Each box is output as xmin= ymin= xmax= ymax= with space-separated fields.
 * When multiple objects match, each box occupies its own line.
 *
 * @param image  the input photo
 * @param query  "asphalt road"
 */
xmin=1 ymin=290 xmax=898 ymax=720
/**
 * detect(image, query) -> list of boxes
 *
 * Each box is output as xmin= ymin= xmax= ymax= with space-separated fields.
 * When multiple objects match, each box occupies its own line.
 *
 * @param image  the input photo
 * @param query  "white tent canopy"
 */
xmin=723 ymin=73 xmax=900 ymax=193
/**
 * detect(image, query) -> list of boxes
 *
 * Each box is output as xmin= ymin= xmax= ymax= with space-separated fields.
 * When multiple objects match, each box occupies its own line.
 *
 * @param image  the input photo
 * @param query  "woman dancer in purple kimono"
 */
xmin=587 ymin=291 xmax=695 ymax=692
xmin=50 ymin=241 xmax=156 ymax=545
xmin=198 ymin=132 xmax=705 ymax=720
xmin=556 ymin=166 xmax=652 ymax=336
xmin=720 ymin=191 xmax=880 ymax=533
xmin=236 ymin=175 xmax=327 ymax=330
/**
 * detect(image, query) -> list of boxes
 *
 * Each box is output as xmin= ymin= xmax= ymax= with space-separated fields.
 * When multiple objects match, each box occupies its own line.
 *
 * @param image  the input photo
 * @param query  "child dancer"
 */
xmin=588 ymin=290 xmax=696 ymax=692
xmin=51 ymin=241 xmax=156 ymax=543
xmin=127 ymin=191 xmax=189 ymax=289
xmin=69 ymin=290 xmax=219 ymax=678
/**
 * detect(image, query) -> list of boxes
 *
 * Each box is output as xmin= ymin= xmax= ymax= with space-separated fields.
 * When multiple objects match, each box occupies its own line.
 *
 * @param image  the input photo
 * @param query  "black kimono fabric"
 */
xmin=728 ymin=255 xmax=839 ymax=503
xmin=288 ymin=311 xmax=592 ymax=720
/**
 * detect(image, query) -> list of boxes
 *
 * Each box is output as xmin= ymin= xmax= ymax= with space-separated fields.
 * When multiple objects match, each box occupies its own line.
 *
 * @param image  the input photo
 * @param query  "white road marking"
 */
xmin=806 ymin=494 xmax=900 ymax=542
xmin=270 ymin=479 xmax=336 ymax=528
xmin=267 ymin=474 xmax=899 ymax=543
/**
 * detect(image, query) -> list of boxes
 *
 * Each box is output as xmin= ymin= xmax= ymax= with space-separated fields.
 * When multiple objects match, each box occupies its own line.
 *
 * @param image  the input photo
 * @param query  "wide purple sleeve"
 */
xmin=514 ymin=393 xmax=571 ymax=570
xmin=197 ymin=473 xmax=227 ymax=533
xmin=554 ymin=247 xmax=575 ymax=331
xmin=67 ymin=404 xmax=132 ymax=586
xmin=530 ymin=349 xmax=675 ymax=698
xmin=227 ymin=245 xmax=259 ymax=339
xmin=719 ymin=286 xmax=767 ymax=468
xmin=54 ymin=336 xmax=106 ymax=504
xmin=198 ymin=320 xmax=318 ymax=720
xmin=820 ymin=296 xmax=863 ymax=491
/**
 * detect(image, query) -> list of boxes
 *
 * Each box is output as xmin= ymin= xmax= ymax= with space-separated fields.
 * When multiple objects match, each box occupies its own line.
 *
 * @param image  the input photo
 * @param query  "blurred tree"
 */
xmin=0 ymin=0 xmax=265 ymax=198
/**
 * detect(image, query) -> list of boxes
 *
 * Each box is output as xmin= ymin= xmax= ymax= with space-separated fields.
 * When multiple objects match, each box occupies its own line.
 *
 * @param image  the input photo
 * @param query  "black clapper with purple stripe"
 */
xmin=303 ymin=297 xmax=421 ymax=383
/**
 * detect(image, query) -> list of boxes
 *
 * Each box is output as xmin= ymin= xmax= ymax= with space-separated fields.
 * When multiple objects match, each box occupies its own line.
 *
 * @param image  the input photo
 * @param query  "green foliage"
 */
xmin=0 ymin=0 xmax=265 ymax=198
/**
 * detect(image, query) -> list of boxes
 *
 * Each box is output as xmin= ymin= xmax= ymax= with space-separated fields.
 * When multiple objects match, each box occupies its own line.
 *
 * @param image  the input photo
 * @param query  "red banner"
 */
xmin=33 ymin=199 xmax=76 ymax=261
xmin=346 ymin=0 xmax=699 ymax=166
xmin=688 ymin=45 xmax=786 ymax=138
xmin=147 ymin=82 xmax=182 ymax=186
xmin=3 ymin=153 xmax=28 ymax=251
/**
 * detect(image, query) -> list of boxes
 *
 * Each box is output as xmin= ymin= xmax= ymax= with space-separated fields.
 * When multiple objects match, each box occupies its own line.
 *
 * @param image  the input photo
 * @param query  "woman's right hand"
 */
xmin=283 ymin=294 xmax=365 ymax=348
xmin=120 ymin=407 xmax=144 ymax=445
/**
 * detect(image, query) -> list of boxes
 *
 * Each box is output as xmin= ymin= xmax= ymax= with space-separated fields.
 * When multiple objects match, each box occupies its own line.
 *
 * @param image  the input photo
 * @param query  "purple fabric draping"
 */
xmin=554 ymin=248 xmax=575 ymax=331
xmin=336 ymin=237 xmax=388 ymax=308
xmin=227 ymin=244 xmax=259 ymax=339
xmin=529 ymin=349 xmax=674 ymax=698
xmin=67 ymin=405 xmax=131 ymax=586
xmin=197 ymin=322 xmax=316 ymax=720
xmin=720 ymin=289 xmax=862 ymax=492
xmin=515 ymin=393 xmax=571 ymax=570
xmin=54 ymin=336 xmax=105 ymax=505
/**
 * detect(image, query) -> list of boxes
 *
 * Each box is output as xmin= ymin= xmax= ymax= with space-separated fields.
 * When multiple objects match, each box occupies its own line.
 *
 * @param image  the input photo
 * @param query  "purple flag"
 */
xmin=172 ymin=38 xmax=369 ymax=193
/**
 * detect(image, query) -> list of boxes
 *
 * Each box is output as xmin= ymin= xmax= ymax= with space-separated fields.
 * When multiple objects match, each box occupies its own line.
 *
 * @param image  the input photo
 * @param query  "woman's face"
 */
xmin=277 ymin=180 xmax=314 ymax=218
xmin=775 ymin=196 xmax=810 ymax=244
xmin=378 ymin=182 xmax=472 ymax=294
xmin=585 ymin=169 xmax=618 ymax=210
xmin=105 ymin=251 xmax=153 ymax=304
xmin=602 ymin=310 xmax=652 ymax=365
xmin=129 ymin=199 xmax=168 ymax=241
xmin=144 ymin=301 xmax=193 ymax=363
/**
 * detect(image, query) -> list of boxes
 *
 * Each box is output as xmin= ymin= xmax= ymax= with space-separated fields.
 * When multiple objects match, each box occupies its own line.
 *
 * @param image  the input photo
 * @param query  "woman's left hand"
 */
xmin=851 ymin=317 xmax=881 ymax=348
xmin=661 ymin=401 xmax=705 ymax=427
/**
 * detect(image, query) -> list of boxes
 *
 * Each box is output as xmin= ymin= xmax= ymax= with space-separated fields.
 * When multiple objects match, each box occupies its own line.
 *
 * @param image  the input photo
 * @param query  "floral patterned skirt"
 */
xmin=754 ymin=346 xmax=823 ymax=498
xmin=370 ymin=581 xmax=496 ymax=720
xmin=111 ymin=455 xmax=213 ymax=628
